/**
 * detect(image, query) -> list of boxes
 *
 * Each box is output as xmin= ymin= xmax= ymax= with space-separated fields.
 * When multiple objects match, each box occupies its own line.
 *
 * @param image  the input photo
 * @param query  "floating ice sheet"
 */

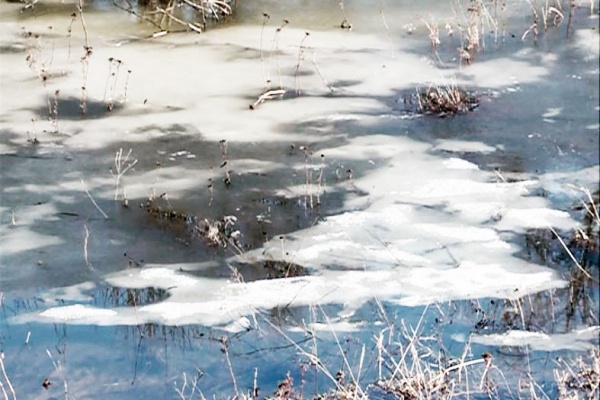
xmin=433 ymin=139 xmax=498 ymax=154
xmin=15 ymin=260 xmax=567 ymax=330
xmin=470 ymin=326 xmax=600 ymax=352
xmin=40 ymin=304 xmax=117 ymax=321
xmin=13 ymin=135 xmax=587 ymax=331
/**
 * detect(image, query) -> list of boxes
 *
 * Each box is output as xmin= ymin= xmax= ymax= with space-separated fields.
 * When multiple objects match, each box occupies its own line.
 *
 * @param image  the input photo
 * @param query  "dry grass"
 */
xmin=113 ymin=0 xmax=235 ymax=33
xmin=555 ymin=348 xmax=600 ymax=399
xmin=415 ymin=83 xmax=478 ymax=115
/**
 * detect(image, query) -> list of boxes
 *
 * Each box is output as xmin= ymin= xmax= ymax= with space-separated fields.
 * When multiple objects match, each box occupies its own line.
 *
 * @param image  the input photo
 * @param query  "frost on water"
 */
xmin=14 ymin=135 xmax=587 ymax=332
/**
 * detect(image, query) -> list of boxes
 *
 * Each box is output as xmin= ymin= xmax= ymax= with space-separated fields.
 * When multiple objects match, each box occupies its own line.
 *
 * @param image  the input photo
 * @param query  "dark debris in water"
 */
xmin=262 ymin=259 xmax=308 ymax=279
xmin=191 ymin=215 xmax=241 ymax=248
xmin=525 ymin=209 xmax=599 ymax=271
xmin=141 ymin=196 xmax=242 ymax=249
xmin=230 ymin=259 xmax=309 ymax=283
xmin=473 ymin=199 xmax=599 ymax=336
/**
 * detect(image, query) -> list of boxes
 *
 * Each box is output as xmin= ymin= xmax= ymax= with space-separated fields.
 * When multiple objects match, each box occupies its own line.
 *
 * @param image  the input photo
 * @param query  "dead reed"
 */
xmin=554 ymin=347 xmax=600 ymax=399
xmin=112 ymin=148 xmax=138 ymax=202
xmin=104 ymin=57 xmax=124 ymax=111
xmin=219 ymin=139 xmax=232 ymax=187
xmin=78 ymin=0 xmax=92 ymax=114
xmin=294 ymin=32 xmax=310 ymax=96
xmin=415 ymin=82 xmax=478 ymax=115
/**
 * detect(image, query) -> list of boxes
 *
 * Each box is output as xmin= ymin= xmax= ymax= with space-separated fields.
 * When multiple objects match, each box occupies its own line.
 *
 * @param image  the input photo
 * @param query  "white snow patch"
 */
xmin=397 ymin=261 xmax=566 ymax=306
xmin=539 ymin=166 xmax=600 ymax=201
xmin=414 ymin=223 xmax=499 ymax=242
xmin=42 ymin=282 xmax=97 ymax=303
xmin=470 ymin=326 xmax=600 ymax=352
xmin=295 ymin=240 xmax=361 ymax=260
xmin=40 ymin=304 xmax=117 ymax=321
xmin=443 ymin=158 xmax=479 ymax=170
xmin=20 ymin=259 xmax=565 ymax=331
xmin=497 ymin=208 xmax=575 ymax=231
xmin=434 ymin=140 xmax=497 ymax=154
xmin=306 ymin=320 xmax=365 ymax=333
xmin=459 ymin=58 xmax=549 ymax=88
xmin=106 ymin=267 xmax=201 ymax=289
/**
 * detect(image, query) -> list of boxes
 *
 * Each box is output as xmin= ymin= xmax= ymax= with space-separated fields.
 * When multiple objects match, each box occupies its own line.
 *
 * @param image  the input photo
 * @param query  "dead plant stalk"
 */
xmin=46 ymin=349 xmax=68 ymax=399
xmin=319 ymin=308 xmax=368 ymax=397
xmin=0 ymin=354 xmax=16 ymax=400
xmin=260 ymin=12 xmax=271 ymax=87
xmin=294 ymin=32 xmax=310 ymax=95
xmin=78 ymin=0 xmax=92 ymax=114
xmin=113 ymin=148 xmax=138 ymax=201
xmin=549 ymin=226 xmax=592 ymax=279
xmin=83 ymin=224 xmax=93 ymax=270
xmin=267 ymin=20 xmax=289 ymax=90
xmin=81 ymin=179 xmax=109 ymax=219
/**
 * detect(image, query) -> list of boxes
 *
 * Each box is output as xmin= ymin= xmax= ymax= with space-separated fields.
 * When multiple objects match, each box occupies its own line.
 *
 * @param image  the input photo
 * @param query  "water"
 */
xmin=0 ymin=0 xmax=598 ymax=398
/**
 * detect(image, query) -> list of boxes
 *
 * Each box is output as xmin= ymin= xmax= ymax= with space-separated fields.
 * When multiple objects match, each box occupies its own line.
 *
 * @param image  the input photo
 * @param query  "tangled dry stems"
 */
xmin=416 ymin=85 xmax=478 ymax=115
xmin=555 ymin=348 xmax=600 ymax=399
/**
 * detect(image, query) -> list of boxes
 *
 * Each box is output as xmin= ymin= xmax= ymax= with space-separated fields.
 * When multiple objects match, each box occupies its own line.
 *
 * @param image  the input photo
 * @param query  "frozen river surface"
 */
xmin=0 ymin=0 xmax=598 ymax=398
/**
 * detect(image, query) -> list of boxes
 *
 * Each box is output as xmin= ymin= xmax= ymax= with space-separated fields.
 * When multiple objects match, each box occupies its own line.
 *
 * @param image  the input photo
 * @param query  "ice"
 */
xmin=40 ymin=304 xmax=117 ymax=321
xmin=433 ymin=140 xmax=498 ymax=154
xmin=2 ymin=12 xmax=597 ymax=334
xmin=13 ymin=131 xmax=592 ymax=331
xmin=458 ymin=58 xmax=550 ymax=88
xmin=442 ymin=158 xmax=479 ymax=170
xmin=0 ymin=227 xmax=63 ymax=256
xmin=106 ymin=267 xmax=198 ymax=289
xmin=470 ymin=326 xmax=600 ymax=352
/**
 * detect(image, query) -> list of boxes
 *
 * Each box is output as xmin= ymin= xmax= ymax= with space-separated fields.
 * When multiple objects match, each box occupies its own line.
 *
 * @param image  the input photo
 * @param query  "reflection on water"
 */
xmin=2 ymin=290 xmax=597 ymax=398
xmin=94 ymin=285 xmax=168 ymax=307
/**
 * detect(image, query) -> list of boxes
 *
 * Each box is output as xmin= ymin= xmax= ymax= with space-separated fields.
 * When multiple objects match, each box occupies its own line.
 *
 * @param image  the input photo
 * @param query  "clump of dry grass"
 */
xmin=193 ymin=215 xmax=241 ymax=248
xmin=263 ymin=371 xmax=368 ymax=400
xmin=261 ymin=259 xmax=307 ymax=279
xmin=374 ymin=313 xmax=501 ymax=400
xmin=141 ymin=193 xmax=242 ymax=250
xmin=555 ymin=348 xmax=600 ymax=399
xmin=415 ymin=83 xmax=478 ymax=115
